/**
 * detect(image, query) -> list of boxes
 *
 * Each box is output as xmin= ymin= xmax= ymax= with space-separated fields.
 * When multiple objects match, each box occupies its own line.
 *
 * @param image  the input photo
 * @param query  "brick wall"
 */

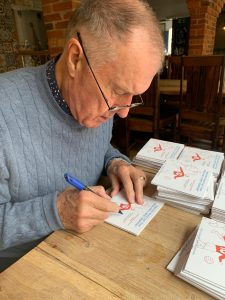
xmin=186 ymin=0 xmax=225 ymax=55
xmin=42 ymin=0 xmax=225 ymax=57
xmin=41 ymin=0 xmax=80 ymax=57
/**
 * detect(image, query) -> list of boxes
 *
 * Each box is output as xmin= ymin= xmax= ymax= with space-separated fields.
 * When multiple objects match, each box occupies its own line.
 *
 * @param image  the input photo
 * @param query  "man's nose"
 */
xmin=116 ymin=107 xmax=130 ymax=118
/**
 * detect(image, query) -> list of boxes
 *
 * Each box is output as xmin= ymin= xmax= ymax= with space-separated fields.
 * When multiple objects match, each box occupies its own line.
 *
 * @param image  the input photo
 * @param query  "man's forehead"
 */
xmin=107 ymin=54 xmax=161 ymax=94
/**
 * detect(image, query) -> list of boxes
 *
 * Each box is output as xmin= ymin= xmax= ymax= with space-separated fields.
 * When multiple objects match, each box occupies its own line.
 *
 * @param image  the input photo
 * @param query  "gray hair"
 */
xmin=66 ymin=0 xmax=164 ymax=68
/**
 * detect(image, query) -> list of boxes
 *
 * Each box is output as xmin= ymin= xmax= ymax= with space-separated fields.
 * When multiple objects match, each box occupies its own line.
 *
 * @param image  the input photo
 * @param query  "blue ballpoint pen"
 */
xmin=64 ymin=173 xmax=95 ymax=193
xmin=64 ymin=173 xmax=123 ymax=214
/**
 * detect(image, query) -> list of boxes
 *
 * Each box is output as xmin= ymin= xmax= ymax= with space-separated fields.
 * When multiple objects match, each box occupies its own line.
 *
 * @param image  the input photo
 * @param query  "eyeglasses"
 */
xmin=77 ymin=32 xmax=144 ymax=112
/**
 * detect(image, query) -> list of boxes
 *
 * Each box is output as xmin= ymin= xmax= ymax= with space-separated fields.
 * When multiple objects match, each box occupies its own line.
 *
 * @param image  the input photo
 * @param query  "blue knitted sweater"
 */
xmin=0 ymin=63 xmax=128 ymax=258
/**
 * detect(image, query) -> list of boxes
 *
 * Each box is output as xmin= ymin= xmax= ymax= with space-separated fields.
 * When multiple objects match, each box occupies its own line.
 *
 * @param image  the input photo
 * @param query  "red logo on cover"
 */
xmin=216 ymin=236 xmax=225 ymax=262
xmin=173 ymin=167 xmax=185 ymax=179
xmin=119 ymin=203 xmax=131 ymax=211
xmin=216 ymin=245 xmax=225 ymax=262
xmin=154 ymin=144 xmax=162 ymax=152
xmin=192 ymin=153 xmax=201 ymax=161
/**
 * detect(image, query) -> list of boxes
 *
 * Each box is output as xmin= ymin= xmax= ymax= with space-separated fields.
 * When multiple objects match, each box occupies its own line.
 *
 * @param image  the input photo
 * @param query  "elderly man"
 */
xmin=0 ymin=0 xmax=163 ymax=271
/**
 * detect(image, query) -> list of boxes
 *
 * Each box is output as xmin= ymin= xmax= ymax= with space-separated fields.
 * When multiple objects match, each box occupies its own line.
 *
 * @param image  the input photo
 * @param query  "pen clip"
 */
xmin=64 ymin=173 xmax=85 ymax=190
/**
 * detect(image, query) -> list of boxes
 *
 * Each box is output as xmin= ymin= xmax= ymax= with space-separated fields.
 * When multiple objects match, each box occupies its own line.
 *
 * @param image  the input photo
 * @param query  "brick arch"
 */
xmin=186 ymin=0 xmax=225 ymax=55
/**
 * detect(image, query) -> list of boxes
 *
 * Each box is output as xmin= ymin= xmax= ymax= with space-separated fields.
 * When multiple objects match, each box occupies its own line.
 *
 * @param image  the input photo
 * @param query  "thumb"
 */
xmin=90 ymin=186 xmax=111 ymax=200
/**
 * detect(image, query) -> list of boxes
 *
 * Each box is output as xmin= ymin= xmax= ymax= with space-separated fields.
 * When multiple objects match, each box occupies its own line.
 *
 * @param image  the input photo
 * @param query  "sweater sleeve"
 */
xmin=0 ymin=129 xmax=64 ymax=251
xmin=104 ymin=143 xmax=131 ymax=170
xmin=0 ymin=193 xmax=63 ymax=251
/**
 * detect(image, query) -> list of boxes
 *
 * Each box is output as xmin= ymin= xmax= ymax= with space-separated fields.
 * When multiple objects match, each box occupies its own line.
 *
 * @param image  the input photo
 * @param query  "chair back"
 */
xmin=111 ymin=75 xmax=159 ymax=154
xmin=128 ymin=74 xmax=160 ymax=135
xmin=168 ymin=56 xmax=182 ymax=79
xmin=178 ymin=55 xmax=225 ymax=149
xmin=160 ymin=55 xmax=169 ymax=79
xmin=115 ymin=74 xmax=161 ymax=155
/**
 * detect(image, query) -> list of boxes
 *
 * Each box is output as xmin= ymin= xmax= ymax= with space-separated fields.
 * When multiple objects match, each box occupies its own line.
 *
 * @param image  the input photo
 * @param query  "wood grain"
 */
xmin=0 ymin=173 xmax=214 ymax=299
xmin=0 ymin=205 xmax=214 ymax=299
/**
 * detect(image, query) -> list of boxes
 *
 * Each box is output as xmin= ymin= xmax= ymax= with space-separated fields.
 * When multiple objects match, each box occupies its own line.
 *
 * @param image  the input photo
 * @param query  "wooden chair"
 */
xmin=160 ymin=55 xmax=169 ymax=79
xmin=160 ymin=56 xmax=182 ymax=111
xmin=168 ymin=55 xmax=182 ymax=79
xmin=123 ymin=74 xmax=177 ymax=156
xmin=177 ymin=55 xmax=225 ymax=150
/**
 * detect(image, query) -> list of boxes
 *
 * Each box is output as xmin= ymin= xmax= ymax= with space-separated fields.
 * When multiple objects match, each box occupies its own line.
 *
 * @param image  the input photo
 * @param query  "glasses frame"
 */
xmin=77 ymin=32 xmax=143 ymax=112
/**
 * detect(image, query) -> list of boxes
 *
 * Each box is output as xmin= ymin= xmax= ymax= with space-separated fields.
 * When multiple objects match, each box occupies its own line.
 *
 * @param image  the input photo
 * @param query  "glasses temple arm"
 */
xmin=76 ymin=32 xmax=110 ymax=109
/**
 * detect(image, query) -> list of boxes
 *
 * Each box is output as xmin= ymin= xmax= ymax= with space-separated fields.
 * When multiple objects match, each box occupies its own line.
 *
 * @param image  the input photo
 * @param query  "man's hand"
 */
xmin=107 ymin=160 xmax=147 ymax=204
xmin=57 ymin=186 xmax=119 ymax=233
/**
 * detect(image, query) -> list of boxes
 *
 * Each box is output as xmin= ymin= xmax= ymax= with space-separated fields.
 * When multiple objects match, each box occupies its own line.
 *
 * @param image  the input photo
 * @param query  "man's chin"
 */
xmin=82 ymin=117 xmax=109 ymax=128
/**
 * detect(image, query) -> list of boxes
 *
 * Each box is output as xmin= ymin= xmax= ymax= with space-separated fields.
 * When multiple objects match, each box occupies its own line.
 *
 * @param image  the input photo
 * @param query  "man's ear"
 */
xmin=67 ymin=38 xmax=82 ymax=77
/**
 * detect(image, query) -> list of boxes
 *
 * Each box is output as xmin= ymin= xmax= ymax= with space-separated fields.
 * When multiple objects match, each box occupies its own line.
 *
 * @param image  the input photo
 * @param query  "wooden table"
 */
xmin=159 ymin=79 xmax=225 ymax=96
xmin=0 ymin=179 xmax=213 ymax=299
xmin=160 ymin=79 xmax=183 ymax=95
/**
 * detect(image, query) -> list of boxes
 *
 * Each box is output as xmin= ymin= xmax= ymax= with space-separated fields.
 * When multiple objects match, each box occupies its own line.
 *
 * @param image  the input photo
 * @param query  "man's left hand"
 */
xmin=107 ymin=160 xmax=147 ymax=204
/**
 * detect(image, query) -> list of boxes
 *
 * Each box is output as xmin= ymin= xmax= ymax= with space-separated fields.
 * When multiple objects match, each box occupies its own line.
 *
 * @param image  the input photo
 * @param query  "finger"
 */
xmin=77 ymin=204 xmax=110 ymax=221
xmin=80 ymin=190 xmax=120 ymax=213
xmin=129 ymin=170 xmax=146 ymax=204
xmin=121 ymin=178 xmax=135 ymax=204
xmin=116 ymin=166 xmax=135 ymax=203
xmin=133 ymin=176 xmax=145 ymax=204
xmin=108 ymin=173 xmax=121 ymax=197
xmin=90 ymin=185 xmax=111 ymax=200
xmin=139 ymin=173 xmax=147 ymax=188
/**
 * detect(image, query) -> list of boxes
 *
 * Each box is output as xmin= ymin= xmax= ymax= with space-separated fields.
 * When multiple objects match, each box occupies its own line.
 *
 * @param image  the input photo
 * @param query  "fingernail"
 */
xmin=138 ymin=198 xmax=144 ymax=205
xmin=129 ymin=197 xmax=135 ymax=204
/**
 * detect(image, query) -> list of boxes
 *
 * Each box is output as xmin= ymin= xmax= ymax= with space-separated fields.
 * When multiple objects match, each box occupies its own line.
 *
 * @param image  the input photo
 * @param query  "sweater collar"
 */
xmin=46 ymin=55 xmax=71 ymax=115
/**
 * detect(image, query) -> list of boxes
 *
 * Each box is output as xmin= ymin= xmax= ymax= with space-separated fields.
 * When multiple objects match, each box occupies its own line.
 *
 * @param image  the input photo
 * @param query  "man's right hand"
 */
xmin=56 ymin=186 xmax=119 ymax=233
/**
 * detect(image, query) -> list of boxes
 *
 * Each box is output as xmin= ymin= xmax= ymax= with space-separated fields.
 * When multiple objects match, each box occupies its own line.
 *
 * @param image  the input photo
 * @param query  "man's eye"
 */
xmin=113 ymin=91 xmax=123 ymax=96
xmin=116 ymin=91 xmax=129 ymax=96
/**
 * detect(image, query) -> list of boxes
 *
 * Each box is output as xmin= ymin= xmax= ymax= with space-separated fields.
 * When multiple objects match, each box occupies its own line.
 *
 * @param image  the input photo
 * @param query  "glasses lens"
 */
xmin=132 ymin=95 xmax=140 ymax=103
xmin=131 ymin=95 xmax=143 ymax=107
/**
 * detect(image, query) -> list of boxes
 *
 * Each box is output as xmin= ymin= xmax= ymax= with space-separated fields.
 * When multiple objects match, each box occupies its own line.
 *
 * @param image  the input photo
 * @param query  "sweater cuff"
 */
xmin=105 ymin=155 xmax=131 ymax=171
xmin=42 ymin=192 xmax=65 ymax=231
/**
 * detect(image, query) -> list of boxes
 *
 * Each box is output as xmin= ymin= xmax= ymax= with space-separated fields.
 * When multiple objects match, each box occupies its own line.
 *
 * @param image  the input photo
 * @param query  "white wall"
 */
xmin=150 ymin=0 xmax=189 ymax=20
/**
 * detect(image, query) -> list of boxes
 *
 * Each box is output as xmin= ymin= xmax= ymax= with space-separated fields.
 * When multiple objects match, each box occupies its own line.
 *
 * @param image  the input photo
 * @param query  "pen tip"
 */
xmin=118 ymin=210 xmax=123 ymax=214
